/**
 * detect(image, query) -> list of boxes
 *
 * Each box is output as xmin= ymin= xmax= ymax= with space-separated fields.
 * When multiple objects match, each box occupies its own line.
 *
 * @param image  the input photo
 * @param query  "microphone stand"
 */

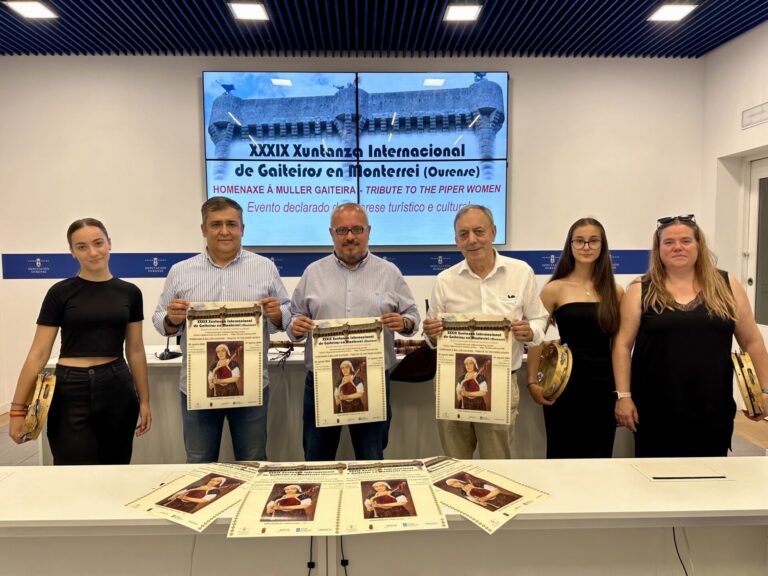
xmin=156 ymin=336 xmax=182 ymax=360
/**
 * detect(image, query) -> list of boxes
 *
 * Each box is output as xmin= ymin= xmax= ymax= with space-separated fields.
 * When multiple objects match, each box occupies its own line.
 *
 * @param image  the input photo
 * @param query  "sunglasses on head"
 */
xmin=657 ymin=214 xmax=695 ymax=228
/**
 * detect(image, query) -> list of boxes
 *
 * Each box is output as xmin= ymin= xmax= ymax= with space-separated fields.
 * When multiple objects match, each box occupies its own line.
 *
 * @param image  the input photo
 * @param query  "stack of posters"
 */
xmin=425 ymin=456 xmax=548 ymax=534
xmin=125 ymin=459 xmax=550 ymax=536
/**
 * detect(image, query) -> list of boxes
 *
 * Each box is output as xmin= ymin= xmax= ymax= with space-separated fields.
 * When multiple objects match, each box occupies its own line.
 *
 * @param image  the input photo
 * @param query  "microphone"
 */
xmin=156 ymin=336 xmax=182 ymax=360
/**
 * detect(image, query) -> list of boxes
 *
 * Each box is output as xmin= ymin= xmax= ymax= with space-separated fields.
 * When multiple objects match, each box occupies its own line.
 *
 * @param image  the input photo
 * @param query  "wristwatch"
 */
xmin=402 ymin=317 xmax=413 ymax=332
xmin=614 ymin=391 xmax=632 ymax=399
xmin=165 ymin=315 xmax=185 ymax=329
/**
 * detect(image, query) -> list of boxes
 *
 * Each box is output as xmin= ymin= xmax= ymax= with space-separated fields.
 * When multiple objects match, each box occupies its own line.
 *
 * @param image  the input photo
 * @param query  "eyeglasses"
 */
xmin=571 ymin=239 xmax=602 ymax=249
xmin=332 ymin=226 xmax=367 ymax=236
xmin=657 ymin=214 xmax=695 ymax=227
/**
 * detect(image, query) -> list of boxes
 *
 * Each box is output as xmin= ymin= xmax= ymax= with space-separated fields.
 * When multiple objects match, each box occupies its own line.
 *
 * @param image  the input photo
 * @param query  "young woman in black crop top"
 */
xmin=8 ymin=218 xmax=151 ymax=464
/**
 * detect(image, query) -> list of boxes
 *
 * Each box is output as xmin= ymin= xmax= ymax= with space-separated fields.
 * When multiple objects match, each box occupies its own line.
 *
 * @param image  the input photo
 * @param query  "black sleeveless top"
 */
xmin=631 ymin=273 xmax=736 ymax=426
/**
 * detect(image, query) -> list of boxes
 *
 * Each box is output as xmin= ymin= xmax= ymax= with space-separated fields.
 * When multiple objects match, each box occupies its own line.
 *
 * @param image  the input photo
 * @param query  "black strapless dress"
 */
xmin=542 ymin=302 xmax=616 ymax=458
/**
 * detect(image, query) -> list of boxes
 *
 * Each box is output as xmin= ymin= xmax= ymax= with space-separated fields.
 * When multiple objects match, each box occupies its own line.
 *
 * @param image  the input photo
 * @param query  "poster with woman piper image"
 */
xmin=312 ymin=317 xmax=386 ymax=427
xmin=339 ymin=461 xmax=447 ymax=535
xmin=186 ymin=302 xmax=264 ymax=410
xmin=125 ymin=463 xmax=257 ymax=532
xmin=228 ymin=462 xmax=346 ymax=538
xmin=435 ymin=314 xmax=513 ymax=425
xmin=425 ymin=456 xmax=548 ymax=535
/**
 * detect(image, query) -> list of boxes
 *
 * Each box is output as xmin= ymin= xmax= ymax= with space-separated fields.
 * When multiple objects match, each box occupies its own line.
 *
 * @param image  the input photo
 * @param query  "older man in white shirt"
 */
xmin=423 ymin=205 xmax=548 ymax=459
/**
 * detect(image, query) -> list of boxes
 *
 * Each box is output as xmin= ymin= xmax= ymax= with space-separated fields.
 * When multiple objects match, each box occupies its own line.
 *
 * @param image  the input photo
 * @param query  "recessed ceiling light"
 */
xmin=423 ymin=78 xmax=446 ymax=87
xmin=444 ymin=4 xmax=482 ymax=22
xmin=229 ymin=2 xmax=269 ymax=21
xmin=5 ymin=1 xmax=58 ymax=19
xmin=271 ymin=78 xmax=293 ymax=87
xmin=648 ymin=4 xmax=697 ymax=22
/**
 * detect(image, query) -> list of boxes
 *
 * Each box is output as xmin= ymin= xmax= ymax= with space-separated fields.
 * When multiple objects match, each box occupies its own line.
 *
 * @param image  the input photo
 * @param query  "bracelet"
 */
xmin=614 ymin=391 xmax=632 ymax=399
xmin=9 ymin=410 xmax=28 ymax=417
xmin=11 ymin=402 xmax=30 ymax=408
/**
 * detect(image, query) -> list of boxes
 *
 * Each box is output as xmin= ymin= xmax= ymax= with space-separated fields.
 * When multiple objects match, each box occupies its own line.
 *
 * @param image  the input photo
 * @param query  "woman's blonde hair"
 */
xmin=643 ymin=219 xmax=736 ymax=320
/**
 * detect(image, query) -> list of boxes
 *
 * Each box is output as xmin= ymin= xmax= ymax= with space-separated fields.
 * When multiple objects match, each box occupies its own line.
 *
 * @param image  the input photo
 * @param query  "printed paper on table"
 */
xmin=425 ymin=456 xmax=548 ymax=534
xmin=229 ymin=462 xmax=346 ymax=538
xmin=126 ymin=463 xmax=256 ymax=532
xmin=338 ymin=460 xmax=448 ymax=535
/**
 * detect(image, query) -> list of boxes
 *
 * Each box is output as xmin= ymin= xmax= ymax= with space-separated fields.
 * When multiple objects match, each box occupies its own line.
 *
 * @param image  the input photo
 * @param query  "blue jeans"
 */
xmin=303 ymin=371 xmax=391 ymax=461
xmin=180 ymin=386 xmax=269 ymax=463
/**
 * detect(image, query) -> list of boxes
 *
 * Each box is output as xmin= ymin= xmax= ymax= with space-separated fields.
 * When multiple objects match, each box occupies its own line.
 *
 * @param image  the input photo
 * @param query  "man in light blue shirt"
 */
xmin=290 ymin=203 xmax=420 ymax=461
xmin=153 ymin=197 xmax=290 ymax=463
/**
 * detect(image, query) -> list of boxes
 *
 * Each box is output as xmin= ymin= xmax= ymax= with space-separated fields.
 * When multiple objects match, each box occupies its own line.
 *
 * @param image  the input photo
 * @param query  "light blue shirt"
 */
xmin=289 ymin=252 xmax=420 ymax=370
xmin=152 ymin=249 xmax=291 ymax=392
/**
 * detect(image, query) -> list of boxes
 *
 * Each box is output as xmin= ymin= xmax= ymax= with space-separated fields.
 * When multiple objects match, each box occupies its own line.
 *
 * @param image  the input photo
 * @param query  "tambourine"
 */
xmin=537 ymin=341 xmax=572 ymax=401
xmin=732 ymin=350 xmax=765 ymax=417
xmin=20 ymin=372 xmax=56 ymax=441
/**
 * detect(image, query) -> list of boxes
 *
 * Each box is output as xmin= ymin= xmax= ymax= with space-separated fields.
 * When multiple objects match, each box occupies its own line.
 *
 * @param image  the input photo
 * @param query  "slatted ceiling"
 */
xmin=1 ymin=0 xmax=768 ymax=58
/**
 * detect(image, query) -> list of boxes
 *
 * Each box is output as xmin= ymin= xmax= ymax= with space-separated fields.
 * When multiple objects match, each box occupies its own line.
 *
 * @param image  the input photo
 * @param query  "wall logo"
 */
xmin=143 ymin=256 xmax=169 ymax=275
xmin=27 ymin=256 xmax=51 ymax=275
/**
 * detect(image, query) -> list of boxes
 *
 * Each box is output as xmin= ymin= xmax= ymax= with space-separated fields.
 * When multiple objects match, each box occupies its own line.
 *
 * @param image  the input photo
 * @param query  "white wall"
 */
xmin=702 ymin=19 xmax=768 ymax=277
xmin=0 ymin=54 xmax=708 ymax=403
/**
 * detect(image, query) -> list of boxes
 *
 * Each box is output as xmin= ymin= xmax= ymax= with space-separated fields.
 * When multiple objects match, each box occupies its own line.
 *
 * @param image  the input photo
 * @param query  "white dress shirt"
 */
xmin=428 ymin=251 xmax=548 ymax=371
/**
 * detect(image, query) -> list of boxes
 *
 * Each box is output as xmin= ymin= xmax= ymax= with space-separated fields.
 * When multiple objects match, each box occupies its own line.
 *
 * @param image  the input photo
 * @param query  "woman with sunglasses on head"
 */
xmin=8 ymin=218 xmax=151 ymax=464
xmin=527 ymin=218 xmax=623 ymax=458
xmin=613 ymin=215 xmax=768 ymax=457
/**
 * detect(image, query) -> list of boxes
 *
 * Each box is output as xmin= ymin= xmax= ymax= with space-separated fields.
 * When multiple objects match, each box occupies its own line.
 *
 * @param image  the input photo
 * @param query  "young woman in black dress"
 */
xmin=527 ymin=217 xmax=623 ymax=458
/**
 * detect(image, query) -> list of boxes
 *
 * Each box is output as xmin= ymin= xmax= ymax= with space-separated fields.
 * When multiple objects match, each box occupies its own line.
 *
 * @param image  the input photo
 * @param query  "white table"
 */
xmin=1 ymin=458 xmax=766 ymax=575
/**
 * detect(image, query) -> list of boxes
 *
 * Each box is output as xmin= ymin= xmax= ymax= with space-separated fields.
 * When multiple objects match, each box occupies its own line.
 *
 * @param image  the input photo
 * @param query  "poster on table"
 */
xmin=425 ymin=456 xmax=548 ymax=534
xmin=338 ymin=461 xmax=447 ymax=535
xmin=126 ymin=464 xmax=256 ymax=532
xmin=186 ymin=301 xmax=263 ymax=410
xmin=312 ymin=317 xmax=387 ymax=427
xmin=435 ymin=314 xmax=513 ymax=424
xmin=228 ymin=463 xmax=346 ymax=538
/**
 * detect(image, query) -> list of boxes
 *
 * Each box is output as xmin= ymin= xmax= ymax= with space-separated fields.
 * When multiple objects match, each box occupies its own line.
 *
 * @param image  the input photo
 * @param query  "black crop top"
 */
xmin=37 ymin=276 xmax=144 ymax=358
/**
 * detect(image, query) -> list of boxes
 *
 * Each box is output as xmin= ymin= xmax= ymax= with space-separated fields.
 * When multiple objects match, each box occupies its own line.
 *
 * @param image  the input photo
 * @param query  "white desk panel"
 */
xmin=0 ymin=459 xmax=767 ymax=575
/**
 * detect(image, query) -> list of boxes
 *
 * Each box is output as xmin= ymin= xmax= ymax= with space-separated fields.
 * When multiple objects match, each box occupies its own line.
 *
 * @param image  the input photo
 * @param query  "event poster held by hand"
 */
xmin=186 ymin=302 xmax=264 ymax=410
xmin=312 ymin=317 xmax=387 ymax=427
xmin=435 ymin=314 xmax=513 ymax=425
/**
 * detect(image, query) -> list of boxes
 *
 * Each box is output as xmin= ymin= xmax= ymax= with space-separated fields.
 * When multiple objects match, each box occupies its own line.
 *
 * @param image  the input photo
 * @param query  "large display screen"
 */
xmin=203 ymin=71 xmax=509 ymax=246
